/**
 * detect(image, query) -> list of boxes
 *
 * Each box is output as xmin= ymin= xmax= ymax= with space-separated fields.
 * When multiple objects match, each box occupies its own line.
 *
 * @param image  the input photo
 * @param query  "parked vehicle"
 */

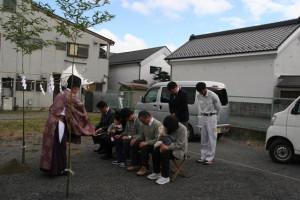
xmin=135 ymin=81 xmax=230 ymax=141
xmin=266 ymin=96 xmax=300 ymax=163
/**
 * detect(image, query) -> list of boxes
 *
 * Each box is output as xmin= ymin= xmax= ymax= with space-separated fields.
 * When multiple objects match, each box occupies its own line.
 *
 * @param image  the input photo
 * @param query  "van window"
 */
xmin=292 ymin=100 xmax=300 ymax=114
xmin=160 ymin=87 xmax=170 ymax=103
xmin=160 ymin=86 xmax=196 ymax=105
xmin=208 ymin=87 xmax=228 ymax=106
xmin=181 ymin=87 xmax=196 ymax=104
xmin=144 ymin=87 xmax=159 ymax=103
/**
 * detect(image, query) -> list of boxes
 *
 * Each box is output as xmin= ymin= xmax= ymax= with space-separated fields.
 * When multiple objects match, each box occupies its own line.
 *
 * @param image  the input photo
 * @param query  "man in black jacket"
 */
xmin=92 ymin=101 xmax=115 ymax=153
xmin=167 ymin=81 xmax=189 ymax=129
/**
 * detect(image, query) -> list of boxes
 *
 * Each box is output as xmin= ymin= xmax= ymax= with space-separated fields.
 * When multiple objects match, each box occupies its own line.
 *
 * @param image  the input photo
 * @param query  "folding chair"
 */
xmin=170 ymin=154 xmax=190 ymax=182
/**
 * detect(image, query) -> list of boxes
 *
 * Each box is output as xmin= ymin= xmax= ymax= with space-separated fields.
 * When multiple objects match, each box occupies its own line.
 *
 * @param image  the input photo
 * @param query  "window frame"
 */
xmin=16 ymin=79 xmax=35 ymax=91
xmin=150 ymin=66 xmax=162 ymax=74
xmin=67 ymin=42 xmax=89 ymax=58
xmin=3 ymin=0 xmax=16 ymax=11
xmin=36 ymin=80 xmax=47 ymax=92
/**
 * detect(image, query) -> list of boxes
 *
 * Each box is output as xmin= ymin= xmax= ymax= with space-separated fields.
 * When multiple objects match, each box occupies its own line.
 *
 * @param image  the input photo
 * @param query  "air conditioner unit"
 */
xmin=3 ymin=97 xmax=14 ymax=110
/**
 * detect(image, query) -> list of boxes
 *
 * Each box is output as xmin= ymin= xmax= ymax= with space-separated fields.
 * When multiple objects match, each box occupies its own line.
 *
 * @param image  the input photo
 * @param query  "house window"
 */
xmin=3 ymin=0 xmax=16 ymax=11
xmin=99 ymin=44 xmax=107 ymax=58
xmin=16 ymin=79 xmax=34 ymax=91
xmin=67 ymin=43 xmax=89 ymax=58
xmin=2 ymin=78 xmax=13 ymax=88
xmin=150 ymin=66 xmax=161 ymax=74
xmin=96 ymin=83 xmax=102 ymax=91
xmin=56 ymin=42 xmax=66 ymax=51
xmin=36 ymin=81 xmax=47 ymax=92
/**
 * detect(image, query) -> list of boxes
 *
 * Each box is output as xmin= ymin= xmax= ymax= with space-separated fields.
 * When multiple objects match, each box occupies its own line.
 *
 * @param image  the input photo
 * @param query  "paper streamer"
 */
xmin=40 ymin=82 xmax=45 ymax=95
xmin=21 ymin=74 xmax=27 ymax=90
xmin=48 ymin=74 xmax=54 ymax=93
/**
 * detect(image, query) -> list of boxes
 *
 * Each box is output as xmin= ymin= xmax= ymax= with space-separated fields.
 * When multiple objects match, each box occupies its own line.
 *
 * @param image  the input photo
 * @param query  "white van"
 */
xmin=135 ymin=81 xmax=230 ymax=141
xmin=265 ymin=96 xmax=300 ymax=163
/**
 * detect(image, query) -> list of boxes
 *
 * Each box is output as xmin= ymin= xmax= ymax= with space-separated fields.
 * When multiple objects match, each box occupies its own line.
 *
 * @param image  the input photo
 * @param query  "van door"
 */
xmin=156 ymin=86 xmax=171 ymax=122
xmin=286 ymin=99 xmax=300 ymax=152
xmin=135 ymin=87 xmax=160 ymax=118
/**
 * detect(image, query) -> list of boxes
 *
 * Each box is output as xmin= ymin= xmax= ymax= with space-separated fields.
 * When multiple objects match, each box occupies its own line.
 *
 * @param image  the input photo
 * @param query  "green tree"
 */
xmin=153 ymin=71 xmax=170 ymax=82
xmin=38 ymin=0 xmax=115 ymax=197
xmin=0 ymin=0 xmax=55 ymax=164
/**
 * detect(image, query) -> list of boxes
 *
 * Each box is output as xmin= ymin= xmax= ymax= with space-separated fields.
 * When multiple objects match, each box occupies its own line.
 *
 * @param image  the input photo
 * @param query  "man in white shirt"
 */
xmin=196 ymin=82 xmax=221 ymax=165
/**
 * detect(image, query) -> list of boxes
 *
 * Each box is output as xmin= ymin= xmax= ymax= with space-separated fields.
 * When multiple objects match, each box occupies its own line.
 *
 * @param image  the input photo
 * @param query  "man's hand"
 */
xmin=114 ymin=134 xmax=121 ymax=139
xmin=139 ymin=142 xmax=147 ymax=148
xmin=122 ymin=136 xmax=129 ymax=140
xmin=95 ymin=128 xmax=102 ymax=133
xmin=130 ymin=138 xmax=137 ymax=146
xmin=160 ymin=144 xmax=168 ymax=152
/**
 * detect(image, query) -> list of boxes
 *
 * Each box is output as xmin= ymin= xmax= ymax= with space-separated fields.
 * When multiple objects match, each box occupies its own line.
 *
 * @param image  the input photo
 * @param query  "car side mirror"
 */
xmin=141 ymin=96 xmax=145 ymax=103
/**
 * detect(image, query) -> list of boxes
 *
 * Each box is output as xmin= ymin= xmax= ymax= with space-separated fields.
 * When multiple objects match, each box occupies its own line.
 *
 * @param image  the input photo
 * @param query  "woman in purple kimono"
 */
xmin=40 ymin=75 xmax=95 ymax=175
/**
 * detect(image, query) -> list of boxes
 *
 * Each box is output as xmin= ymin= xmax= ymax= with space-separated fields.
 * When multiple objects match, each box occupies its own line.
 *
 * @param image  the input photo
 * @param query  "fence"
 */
xmin=228 ymin=96 xmax=295 ymax=131
xmin=101 ymin=91 xmax=296 ymax=131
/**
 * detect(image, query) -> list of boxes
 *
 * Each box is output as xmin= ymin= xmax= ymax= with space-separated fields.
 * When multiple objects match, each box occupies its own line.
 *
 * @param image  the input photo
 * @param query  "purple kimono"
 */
xmin=40 ymin=89 xmax=94 ymax=175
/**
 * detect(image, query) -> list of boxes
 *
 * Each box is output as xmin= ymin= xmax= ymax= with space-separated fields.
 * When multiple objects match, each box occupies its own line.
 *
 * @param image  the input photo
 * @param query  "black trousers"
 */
xmin=152 ymin=147 xmax=174 ymax=178
xmin=131 ymin=140 xmax=153 ymax=169
xmin=114 ymin=137 xmax=130 ymax=162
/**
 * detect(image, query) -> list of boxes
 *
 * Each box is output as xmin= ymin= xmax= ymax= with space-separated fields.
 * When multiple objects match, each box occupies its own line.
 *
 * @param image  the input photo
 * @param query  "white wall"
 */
xmin=170 ymin=54 xmax=275 ymax=98
xmin=0 ymin=1 xmax=112 ymax=108
xmin=108 ymin=63 xmax=140 ymax=90
xmin=140 ymin=47 xmax=171 ymax=85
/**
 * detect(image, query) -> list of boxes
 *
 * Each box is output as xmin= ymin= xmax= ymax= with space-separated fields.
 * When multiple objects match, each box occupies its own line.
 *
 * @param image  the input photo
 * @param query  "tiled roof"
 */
xmin=110 ymin=46 xmax=166 ymax=66
xmin=166 ymin=18 xmax=300 ymax=60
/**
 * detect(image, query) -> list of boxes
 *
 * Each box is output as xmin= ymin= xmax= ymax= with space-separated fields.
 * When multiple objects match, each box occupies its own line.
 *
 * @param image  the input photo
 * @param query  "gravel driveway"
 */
xmin=1 ymin=133 xmax=300 ymax=200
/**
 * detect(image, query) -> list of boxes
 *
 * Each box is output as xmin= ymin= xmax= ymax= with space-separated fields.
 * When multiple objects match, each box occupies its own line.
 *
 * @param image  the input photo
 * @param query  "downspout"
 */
xmin=139 ymin=62 xmax=141 ymax=80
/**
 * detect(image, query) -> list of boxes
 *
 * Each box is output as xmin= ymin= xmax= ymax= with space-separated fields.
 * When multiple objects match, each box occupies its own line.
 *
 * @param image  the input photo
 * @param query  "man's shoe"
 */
xmin=119 ymin=162 xmax=127 ymax=168
xmin=101 ymin=155 xmax=112 ymax=160
xmin=156 ymin=177 xmax=170 ymax=185
xmin=112 ymin=160 xmax=122 ymax=165
xmin=147 ymin=173 xmax=161 ymax=180
xmin=127 ymin=165 xmax=140 ymax=171
xmin=136 ymin=166 xmax=149 ymax=176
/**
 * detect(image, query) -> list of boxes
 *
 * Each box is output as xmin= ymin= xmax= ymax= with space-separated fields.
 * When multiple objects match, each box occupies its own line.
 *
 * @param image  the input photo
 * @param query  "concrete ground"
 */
xmin=1 ymin=111 xmax=300 ymax=199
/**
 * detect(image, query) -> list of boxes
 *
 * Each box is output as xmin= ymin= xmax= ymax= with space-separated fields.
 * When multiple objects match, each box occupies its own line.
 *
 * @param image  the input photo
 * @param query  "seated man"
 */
xmin=113 ymin=108 xmax=141 ymax=168
xmin=147 ymin=115 xmax=188 ymax=185
xmin=92 ymin=101 xmax=115 ymax=153
xmin=127 ymin=110 xmax=161 ymax=176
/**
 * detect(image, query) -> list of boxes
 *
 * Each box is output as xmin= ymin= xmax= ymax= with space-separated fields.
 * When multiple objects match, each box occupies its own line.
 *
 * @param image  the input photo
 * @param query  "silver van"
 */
xmin=135 ymin=81 xmax=230 ymax=140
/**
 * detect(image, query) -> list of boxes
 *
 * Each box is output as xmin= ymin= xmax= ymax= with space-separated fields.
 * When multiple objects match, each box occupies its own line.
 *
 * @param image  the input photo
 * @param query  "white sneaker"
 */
xmin=147 ymin=173 xmax=161 ymax=180
xmin=156 ymin=177 xmax=170 ymax=185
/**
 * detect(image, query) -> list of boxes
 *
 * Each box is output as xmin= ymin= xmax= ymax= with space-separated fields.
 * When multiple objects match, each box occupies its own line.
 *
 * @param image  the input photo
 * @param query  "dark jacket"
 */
xmin=95 ymin=108 xmax=115 ymax=132
xmin=169 ymin=89 xmax=189 ymax=122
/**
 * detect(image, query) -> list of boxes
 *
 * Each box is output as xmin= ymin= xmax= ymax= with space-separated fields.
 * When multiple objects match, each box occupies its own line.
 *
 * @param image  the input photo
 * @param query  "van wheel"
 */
xmin=269 ymin=139 xmax=294 ymax=163
xmin=187 ymin=124 xmax=194 ymax=142
xmin=217 ymin=133 xmax=224 ymax=140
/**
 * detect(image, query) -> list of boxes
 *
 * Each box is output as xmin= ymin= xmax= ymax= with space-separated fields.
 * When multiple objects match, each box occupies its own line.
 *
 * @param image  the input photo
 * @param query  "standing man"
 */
xmin=196 ymin=82 xmax=221 ymax=165
xmin=167 ymin=81 xmax=189 ymax=129
xmin=92 ymin=101 xmax=115 ymax=153
xmin=127 ymin=110 xmax=161 ymax=176
xmin=40 ymin=75 xmax=95 ymax=176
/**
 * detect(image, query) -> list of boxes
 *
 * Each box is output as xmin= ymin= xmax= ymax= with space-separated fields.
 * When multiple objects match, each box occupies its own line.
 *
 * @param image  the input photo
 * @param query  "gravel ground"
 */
xmin=1 ymin=134 xmax=300 ymax=200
